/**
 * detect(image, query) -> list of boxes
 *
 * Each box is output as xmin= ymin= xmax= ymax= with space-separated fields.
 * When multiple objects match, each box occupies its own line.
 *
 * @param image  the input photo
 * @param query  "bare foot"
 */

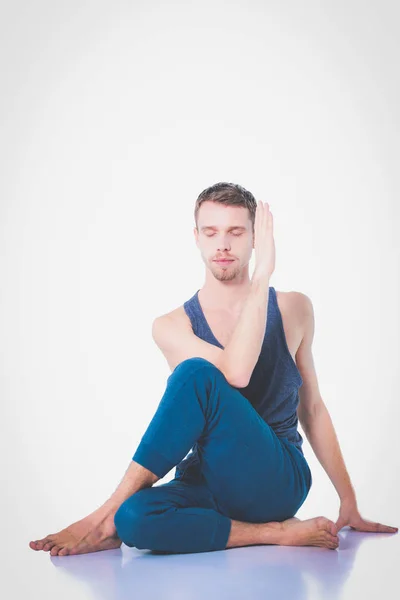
xmin=278 ymin=516 xmax=339 ymax=550
xmin=29 ymin=509 xmax=122 ymax=556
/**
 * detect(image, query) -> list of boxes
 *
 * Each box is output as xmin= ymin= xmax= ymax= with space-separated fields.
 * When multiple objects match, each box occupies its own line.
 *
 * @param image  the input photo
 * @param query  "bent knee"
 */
xmin=114 ymin=490 xmax=154 ymax=549
xmin=171 ymin=357 xmax=225 ymax=381
xmin=175 ymin=357 xmax=215 ymax=371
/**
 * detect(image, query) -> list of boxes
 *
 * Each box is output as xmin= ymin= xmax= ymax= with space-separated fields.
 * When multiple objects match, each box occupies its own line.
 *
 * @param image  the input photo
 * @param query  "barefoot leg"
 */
xmin=225 ymin=516 xmax=339 ymax=550
xmin=29 ymin=460 xmax=159 ymax=556
xmin=280 ymin=516 xmax=339 ymax=549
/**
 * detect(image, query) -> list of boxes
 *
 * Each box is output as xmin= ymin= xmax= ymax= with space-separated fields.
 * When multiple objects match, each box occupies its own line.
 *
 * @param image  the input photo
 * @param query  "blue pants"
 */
xmin=114 ymin=358 xmax=312 ymax=554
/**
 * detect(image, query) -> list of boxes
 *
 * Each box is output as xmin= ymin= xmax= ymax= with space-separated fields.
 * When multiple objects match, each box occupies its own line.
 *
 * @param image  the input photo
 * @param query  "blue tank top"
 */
xmin=174 ymin=286 xmax=304 ymax=480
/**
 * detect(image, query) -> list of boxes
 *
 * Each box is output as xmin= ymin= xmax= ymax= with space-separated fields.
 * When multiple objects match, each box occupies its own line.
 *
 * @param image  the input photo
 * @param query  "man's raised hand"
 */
xmin=252 ymin=200 xmax=275 ymax=280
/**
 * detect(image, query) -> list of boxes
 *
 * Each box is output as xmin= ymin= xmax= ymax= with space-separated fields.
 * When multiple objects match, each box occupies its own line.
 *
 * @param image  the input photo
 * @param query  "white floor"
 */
xmin=14 ymin=526 xmax=398 ymax=600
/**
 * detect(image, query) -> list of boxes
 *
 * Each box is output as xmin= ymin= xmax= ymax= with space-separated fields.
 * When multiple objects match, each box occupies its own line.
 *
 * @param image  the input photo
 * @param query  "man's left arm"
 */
xmin=294 ymin=292 xmax=397 ymax=534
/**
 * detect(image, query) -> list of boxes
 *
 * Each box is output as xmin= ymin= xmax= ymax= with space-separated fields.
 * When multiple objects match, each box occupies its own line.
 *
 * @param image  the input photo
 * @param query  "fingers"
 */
xmin=352 ymin=521 xmax=398 ymax=533
xmin=260 ymin=201 xmax=271 ymax=229
xmin=255 ymin=201 xmax=266 ymax=235
xmin=258 ymin=201 xmax=263 ymax=223
xmin=255 ymin=201 xmax=262 ymax=232
xmin=374 ymin=523 xmax=398 ymax=533
xmin=255 ymin=201 xmax=273 ymax=240
xmin=264 ymin=203 xmax=273 ymax=231
xmin=257 ymin=201 xmax=270 ymax=213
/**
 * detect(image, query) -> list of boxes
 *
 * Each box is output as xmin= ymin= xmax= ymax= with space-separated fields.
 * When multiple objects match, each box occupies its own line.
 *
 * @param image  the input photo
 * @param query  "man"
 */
xmin=29 ymin=182 xmax=397 ymax=556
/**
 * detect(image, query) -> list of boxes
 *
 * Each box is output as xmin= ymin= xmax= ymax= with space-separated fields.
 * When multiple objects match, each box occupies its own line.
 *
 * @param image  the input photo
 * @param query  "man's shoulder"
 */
xmin=276 ymin=288 xmax=312 ymax=312
xmin=154 ymin=303 xmax=189 ymax=327
xmin=275 ymin=289 xmax=313 ymax=341
xmin=289 ymin=290 xmax=313 ymax=317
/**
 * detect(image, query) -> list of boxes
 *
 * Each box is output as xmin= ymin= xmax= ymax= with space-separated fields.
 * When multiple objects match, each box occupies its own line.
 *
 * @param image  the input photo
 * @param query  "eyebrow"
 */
xmin=200 ymin=226 xmax=247 ymax=231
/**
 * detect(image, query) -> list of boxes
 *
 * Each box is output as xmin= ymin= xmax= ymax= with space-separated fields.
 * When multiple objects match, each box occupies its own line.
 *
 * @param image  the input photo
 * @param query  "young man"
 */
xmin=29 ymin=182 xmax=397 ymax=556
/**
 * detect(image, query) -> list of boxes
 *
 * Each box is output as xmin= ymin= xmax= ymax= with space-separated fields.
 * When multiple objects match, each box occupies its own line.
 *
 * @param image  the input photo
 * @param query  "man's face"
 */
xmin=194 ymin=201 xmax=254 ymax=282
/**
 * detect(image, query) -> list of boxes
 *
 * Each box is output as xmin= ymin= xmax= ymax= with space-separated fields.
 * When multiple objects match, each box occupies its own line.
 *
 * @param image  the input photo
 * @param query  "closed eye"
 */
xmin=205 ymin=232 xmax=243 ymax=237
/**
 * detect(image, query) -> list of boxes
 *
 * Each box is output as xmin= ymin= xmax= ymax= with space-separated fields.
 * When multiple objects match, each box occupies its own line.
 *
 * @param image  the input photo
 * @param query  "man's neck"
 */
xmin=198 ymin=276 xmax=253 ymax=314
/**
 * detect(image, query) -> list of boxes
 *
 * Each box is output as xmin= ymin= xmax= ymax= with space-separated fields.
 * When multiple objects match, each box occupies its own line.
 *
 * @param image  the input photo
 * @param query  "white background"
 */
xmin=1 ymin=1 xmax=399 ymax=598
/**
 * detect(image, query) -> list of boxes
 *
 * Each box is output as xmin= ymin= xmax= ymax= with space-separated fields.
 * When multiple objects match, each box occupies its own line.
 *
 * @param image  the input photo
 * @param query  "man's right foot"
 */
xmin=277 ymin=516 xmax=339 ymax=550
xmin=28 ymin=503 xmax=123 ymax=556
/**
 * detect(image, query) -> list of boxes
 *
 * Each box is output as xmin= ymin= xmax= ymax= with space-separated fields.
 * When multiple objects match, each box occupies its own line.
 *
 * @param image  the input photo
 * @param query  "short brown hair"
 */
xmin=194 ymin=182 xmax=257 ymax=232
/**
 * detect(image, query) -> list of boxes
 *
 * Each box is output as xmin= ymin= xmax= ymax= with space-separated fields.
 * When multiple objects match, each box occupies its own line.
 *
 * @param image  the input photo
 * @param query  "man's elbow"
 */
xmin=218 ymin=354 xmax=253 ymax=389
xmin=298 ymin=397 xmax=325 ymax=428
xmin=227 ymin=371 xmax=251 ymax=389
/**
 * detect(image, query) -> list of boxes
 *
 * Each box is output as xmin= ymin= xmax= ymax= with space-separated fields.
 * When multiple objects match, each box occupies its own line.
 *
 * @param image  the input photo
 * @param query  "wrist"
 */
xmin=339 ymin=491 xmax=357 ymax=506
xmin=251 ymin=270 xmax=271 ymax=286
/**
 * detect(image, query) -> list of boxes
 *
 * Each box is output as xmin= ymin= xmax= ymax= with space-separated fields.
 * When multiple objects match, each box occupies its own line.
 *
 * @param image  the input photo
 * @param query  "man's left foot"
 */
xmin=29 ymin=511 xmax=122 ymax=556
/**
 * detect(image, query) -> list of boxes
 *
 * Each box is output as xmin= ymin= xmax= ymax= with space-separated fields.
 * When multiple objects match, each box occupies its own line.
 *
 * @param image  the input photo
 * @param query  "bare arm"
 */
xmin=219 ymin=275 xmax=270 ymax=387
xmin=302 ymin=403 xmax=357 ymax=501
xmin=296 ymin=294 xmax=398 ymax=534
xmin=296 ymin=292 xmax=356 ymax=501
xmin=221 ymin=199 xmax=275 ymax=386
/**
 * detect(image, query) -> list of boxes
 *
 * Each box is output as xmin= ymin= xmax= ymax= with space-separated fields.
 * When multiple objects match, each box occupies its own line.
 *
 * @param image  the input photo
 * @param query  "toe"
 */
xmin=316 ymin=516 xmax=330 ymax=530
xmin=328 ymin=543 xmax=337 ymax=550
xmin=43 ymin=541 xmax=57 ymax=552
xmin=35 ymin=537 xmax=51 ymax=550
xmin=50 ymin=545 xmax=62 ymax=556
xmin=322 ymin=519 xmax=338 ymax=536
xmin=331 ymin=535 xmax=339 ymax=548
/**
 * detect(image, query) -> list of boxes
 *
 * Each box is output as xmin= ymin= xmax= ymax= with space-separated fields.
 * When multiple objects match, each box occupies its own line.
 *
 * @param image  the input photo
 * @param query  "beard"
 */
xmin=210 ymin=261 xmax=240 ymax=281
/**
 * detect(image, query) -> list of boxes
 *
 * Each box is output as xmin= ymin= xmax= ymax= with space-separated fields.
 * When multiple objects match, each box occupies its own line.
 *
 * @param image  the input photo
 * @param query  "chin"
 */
xmin=211 ymin=265 xmax=239 ymax=282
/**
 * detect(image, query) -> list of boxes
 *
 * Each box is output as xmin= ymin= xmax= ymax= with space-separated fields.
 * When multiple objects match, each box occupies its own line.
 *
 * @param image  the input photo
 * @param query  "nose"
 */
xmin=216 ymin=236 xmax=231 ymax=252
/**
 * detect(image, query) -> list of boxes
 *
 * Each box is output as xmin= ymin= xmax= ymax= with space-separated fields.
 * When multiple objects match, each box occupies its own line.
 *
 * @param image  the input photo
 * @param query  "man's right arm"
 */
xmin=224 ymin=200 xmax=275 ymax=386
xmin=152 ymin=272 xmax=270 ymax=389
xmin=220 ymin=272 xmax=270 ymax=387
